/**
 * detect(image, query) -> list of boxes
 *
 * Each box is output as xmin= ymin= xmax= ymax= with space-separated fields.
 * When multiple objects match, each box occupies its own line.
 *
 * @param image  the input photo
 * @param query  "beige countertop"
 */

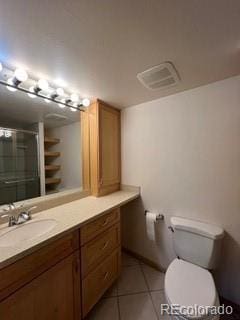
xmin=0 ymin=189 xmax=139 ymax=269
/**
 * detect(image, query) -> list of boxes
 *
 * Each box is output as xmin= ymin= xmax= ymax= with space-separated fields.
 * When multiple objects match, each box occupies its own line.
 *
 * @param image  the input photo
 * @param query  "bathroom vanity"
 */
xmin=0 ymin=189 xmax=139 ymax=319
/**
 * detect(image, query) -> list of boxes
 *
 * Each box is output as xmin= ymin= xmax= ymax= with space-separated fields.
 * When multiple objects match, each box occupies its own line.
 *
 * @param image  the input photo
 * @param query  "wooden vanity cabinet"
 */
xmin=0 ymin=209 xmax=121 ymax=320
xmin=0 ymin=231 xmax=81 ymax=320
xmin=82 ymin=100 xmax=121 ymax=196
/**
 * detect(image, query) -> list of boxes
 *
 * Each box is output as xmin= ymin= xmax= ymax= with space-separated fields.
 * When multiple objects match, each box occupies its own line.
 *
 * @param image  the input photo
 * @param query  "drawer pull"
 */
xmin=102 ymin=217 xmax=110 ymax=226
xmin=81 ymin=209 xmax=120 ymax=245
xmin=103 ymin=271 xmax=109 ymax=280
xmin=101 ymin=241 xmax=109 ymax=251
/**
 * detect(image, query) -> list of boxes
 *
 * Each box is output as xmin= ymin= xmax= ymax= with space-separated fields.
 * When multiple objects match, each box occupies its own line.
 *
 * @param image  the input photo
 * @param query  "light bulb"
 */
xmin=56 ymin=88 xmax=64 ymax=96
xmin=37 ymin=79 xmax=49 ymax=90
xmin=70 ymin=93 xmax=79 ymax=102
xmin=58 ymin=98 xmax=66 ymax=108
xmin=28 ymin=86 xmax=36 ymax=98
xmin=6 ymin=78 xmax=17 ymax=92
xmin=82 ymin=98 xmax=90 ymax=107
xmin=0 ymin=62 xmax=2 ymax=72
xmin=14 ymin=68 xmax=28 ymax=82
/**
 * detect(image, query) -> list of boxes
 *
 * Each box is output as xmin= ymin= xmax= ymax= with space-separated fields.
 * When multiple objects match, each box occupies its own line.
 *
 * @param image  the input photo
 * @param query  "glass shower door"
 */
xmin=0 ymin=128 xmax=40 ymax=205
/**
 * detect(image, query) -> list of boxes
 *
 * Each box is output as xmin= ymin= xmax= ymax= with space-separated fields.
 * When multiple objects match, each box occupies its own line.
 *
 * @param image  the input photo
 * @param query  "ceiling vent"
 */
xmin=137 ymin=62 xmax=180 ymax=90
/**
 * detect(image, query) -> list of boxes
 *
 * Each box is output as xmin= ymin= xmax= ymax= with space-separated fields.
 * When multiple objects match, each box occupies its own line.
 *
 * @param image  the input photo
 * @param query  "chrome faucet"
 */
xmin=0 ymin=204 xmax=37 ymax=227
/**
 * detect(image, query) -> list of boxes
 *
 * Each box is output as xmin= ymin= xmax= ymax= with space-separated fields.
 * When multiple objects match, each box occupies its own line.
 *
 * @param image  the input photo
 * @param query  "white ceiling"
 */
xmin=0 ymin=0 xmax=239 ymax=108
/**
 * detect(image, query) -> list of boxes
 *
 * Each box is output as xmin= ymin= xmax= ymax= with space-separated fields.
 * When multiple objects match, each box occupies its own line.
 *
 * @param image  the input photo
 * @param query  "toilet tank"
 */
xmin=171 ymin=217 xmax=224 ymax=269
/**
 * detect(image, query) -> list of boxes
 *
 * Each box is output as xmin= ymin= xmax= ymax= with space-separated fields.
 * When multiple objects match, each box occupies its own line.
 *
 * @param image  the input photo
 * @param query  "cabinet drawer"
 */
xmin=80 ymin=208 xmax=120 ymax=245
xmin=81 ymin=223 xmax=120 ymax=278
xmin=0 ymin=231 xmax=79 ymax=301
xmin=82 ymin=248 xmax=120 ymax=317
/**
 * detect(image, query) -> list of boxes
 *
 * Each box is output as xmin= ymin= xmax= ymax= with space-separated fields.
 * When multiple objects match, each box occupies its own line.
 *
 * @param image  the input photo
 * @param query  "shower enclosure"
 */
xmin=0 ymin=127 xmax=40 ymax=205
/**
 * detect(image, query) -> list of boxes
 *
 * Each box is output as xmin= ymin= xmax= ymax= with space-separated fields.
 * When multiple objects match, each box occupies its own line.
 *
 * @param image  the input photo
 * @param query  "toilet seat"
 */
xmin=165 ymin=259 xmax=219 ymax=319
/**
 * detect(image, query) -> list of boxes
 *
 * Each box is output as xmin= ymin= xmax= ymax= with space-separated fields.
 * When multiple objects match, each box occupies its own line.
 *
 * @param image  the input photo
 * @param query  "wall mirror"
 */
xmin=0 ymin=82 xmax=83 ymax=206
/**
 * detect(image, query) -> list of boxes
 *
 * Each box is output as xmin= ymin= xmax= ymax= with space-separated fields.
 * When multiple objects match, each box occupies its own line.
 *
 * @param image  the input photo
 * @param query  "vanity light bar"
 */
xmin=0 ymin=63 xmax=90 ymax=112
xmin=0 ymin=79 xmax=83 ymax=111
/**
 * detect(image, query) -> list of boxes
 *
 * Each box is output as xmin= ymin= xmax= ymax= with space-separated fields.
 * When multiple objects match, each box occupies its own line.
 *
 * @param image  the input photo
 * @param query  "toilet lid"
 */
xmin=165 ymin=259 xmax=217 ymax=319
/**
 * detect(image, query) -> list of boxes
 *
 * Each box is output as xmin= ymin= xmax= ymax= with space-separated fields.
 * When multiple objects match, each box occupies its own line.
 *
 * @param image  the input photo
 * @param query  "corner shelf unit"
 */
xmin=44 ymin=136 xmax=61 ymax=194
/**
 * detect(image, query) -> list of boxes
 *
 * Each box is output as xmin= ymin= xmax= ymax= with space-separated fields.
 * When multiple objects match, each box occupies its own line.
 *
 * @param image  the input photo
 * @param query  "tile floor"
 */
xmin=86 ymin=252 xmax=169 ymax=320
xmin=85 ymin=252 xmax=240 ymax=320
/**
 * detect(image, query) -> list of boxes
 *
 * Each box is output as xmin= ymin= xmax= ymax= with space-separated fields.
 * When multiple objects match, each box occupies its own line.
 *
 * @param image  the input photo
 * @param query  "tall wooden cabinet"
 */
xmin=82 ymin=100 xmax=121 ymax=196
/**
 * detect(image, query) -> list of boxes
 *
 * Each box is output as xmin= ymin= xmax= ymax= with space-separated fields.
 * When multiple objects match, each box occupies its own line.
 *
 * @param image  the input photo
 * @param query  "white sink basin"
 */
xmin=0 ymin=219 xmax=57 ymax=247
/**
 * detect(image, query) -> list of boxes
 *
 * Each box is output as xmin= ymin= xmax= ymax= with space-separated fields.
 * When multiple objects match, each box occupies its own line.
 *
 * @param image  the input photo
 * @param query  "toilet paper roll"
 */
xmin=146 ymin=211 xmax=156 ymax=241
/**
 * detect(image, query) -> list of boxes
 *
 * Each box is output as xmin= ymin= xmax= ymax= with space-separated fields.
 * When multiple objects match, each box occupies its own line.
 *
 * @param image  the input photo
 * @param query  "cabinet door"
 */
xmin=99 ymin=103 xmax=120 ymax=194
xmin=0 ymin=253 xmax=81 ymax=320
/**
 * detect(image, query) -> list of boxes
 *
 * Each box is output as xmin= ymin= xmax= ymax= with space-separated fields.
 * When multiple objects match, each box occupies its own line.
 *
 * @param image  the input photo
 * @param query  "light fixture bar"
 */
xmin=0 ymin=79 xmax=85 ymax=112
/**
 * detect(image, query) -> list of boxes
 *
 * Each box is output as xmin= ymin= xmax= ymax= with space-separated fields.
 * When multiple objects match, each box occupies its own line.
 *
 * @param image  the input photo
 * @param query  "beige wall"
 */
xmin=121 ymin=75 xmax=240 ymax=305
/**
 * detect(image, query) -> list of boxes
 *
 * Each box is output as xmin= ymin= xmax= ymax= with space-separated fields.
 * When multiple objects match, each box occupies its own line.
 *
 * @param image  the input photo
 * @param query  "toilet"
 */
xmin=164 ymin=217 xmax=224 ymax=320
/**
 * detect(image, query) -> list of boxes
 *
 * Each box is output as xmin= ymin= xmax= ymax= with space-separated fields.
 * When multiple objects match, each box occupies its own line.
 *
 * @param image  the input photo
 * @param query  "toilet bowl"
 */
xmin=164 ymin=259 xmax=220 ymax=320
xmin=164 ymin=217 xmax=224 ymax=320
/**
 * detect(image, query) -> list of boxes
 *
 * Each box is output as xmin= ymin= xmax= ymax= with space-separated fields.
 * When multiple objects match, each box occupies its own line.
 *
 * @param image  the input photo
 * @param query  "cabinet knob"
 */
xmin=101 ymin=241 xmax=109 ymax=251
xmin=102 ymin=217 xmax=110 ymax=226
xmin=103 ymin=271 xmax=109 ymax=280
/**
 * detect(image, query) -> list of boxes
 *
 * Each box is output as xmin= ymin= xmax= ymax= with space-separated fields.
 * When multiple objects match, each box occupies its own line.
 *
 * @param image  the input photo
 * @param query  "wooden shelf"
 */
xmin=45 ymin=165 xmax=61 ymax=171
xmin=44 ymin=137 xmax=60 ymax=144
xmin=44 ymin=135 xmax=61 ymax=192
xmin=45 ymin=178 xmax=61 ymax=185
xmin=44 ymin=151 xmax=61 ymax=157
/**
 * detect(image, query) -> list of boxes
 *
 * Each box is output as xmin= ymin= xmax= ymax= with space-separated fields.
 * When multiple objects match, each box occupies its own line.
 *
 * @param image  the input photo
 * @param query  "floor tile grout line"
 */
xmin=96 ymin=258 xmax=165 ymax=319
xmin=117 ymin=261 xmax=148 ymax=298
xmin=117 ymin=289 xmax=150 ymax=297
xmin=103 ymin=288 xmax=165 ymax=299
xmin=117 ymin=256 xmax=163 ymax=318
xmin=139 ymin=263 xmax=150 ymax=292
xmin=118 ymin=261 xmax=147 ymax=320
xmin=139 ymin=263 xmax=159 ymax=319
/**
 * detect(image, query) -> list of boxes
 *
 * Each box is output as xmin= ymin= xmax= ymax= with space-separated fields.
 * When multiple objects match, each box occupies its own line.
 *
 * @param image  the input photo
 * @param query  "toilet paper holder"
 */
xmin=144 ymin=210 xmax=164 ymax=221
